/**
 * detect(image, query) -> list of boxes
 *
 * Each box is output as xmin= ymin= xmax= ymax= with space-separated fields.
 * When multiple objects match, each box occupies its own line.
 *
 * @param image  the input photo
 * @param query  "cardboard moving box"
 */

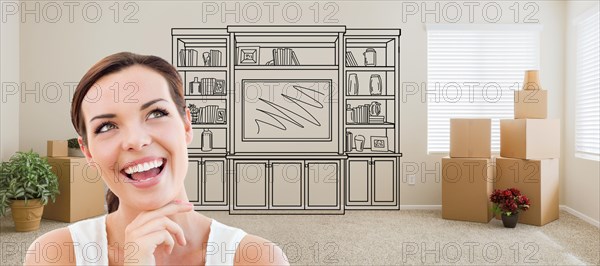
xmin=495 ymin=157 xmax=559 ymax=226
xmin=442 ymin=157 xmax=494 ymax=223
xmin=44 ymin=157 xmax=106 ymax=222
xmin=450 ymin=119 xmax=491 ymax=158
xmin=500 ymin=119 xmax=560 ymax=159
xmin=514 ymin=90 xmax=547 ymax=119
xmin=47 ymin=140 xmax=68 ymax=157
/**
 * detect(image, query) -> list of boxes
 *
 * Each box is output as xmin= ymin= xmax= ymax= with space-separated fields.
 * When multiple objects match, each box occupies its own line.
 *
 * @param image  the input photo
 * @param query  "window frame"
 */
xmin=574 ymin=6 xmax=600 ymax=161
xmin=426 ymin=24 xmax=542 ymax=154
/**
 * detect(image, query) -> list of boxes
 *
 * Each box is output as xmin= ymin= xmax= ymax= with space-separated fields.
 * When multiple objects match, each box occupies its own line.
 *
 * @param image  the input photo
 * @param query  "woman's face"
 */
xmin=79 ymin=65 xmax=192 ymax=211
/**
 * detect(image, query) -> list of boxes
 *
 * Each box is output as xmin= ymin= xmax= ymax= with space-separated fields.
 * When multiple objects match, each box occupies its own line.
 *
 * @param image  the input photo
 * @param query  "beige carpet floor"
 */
xmin=1 ymin=210 xmax=598 ymax=265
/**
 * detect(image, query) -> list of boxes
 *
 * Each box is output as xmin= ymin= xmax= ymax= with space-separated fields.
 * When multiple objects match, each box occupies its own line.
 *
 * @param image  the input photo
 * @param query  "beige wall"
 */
xmin=563 ymin=0 xmax=600 ymax=223
xmin=8 ymin=1 xmax=595 ymax=221
xmin=1 ymin=5 xmax=20 ymax=162
xmin=398 ymin=1 xmax=566 ymax=206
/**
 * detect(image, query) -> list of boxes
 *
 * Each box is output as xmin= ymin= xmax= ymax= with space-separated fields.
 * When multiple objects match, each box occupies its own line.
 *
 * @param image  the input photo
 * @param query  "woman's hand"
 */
xmin=123 ymin=200 xmax=193 ymax=265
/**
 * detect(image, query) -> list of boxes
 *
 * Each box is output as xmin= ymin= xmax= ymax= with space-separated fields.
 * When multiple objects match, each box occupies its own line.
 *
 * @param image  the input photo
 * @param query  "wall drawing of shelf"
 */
xmin=172 ymin=26 xmax=401 ymax=214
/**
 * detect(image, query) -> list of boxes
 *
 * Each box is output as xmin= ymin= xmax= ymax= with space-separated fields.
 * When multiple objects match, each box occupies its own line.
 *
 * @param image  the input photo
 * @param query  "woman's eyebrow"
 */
xmin=140 ymin=98 xmax=167 ymax=110
xmin=89 ymin=113 xmax=115 ymax=122
xmin=89 ymin=98 xmax=167 ymax=122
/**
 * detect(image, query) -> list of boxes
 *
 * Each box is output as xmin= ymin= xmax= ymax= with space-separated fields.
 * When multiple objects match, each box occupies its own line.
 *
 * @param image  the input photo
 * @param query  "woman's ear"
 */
xmin=184 ymin=107 xmax=193 ymax=145
xmin=78 ymin=136 xmax=93 ymax=163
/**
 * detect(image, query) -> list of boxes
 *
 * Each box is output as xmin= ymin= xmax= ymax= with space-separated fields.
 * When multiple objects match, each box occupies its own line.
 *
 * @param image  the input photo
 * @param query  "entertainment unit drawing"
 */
xmin=172 ymin=26 xmax=401 ymax=214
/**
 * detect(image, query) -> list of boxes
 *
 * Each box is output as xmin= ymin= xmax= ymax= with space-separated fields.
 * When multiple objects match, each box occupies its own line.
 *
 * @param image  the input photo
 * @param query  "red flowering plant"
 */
xmin=490 ymin=188 xmax=530 ymax=216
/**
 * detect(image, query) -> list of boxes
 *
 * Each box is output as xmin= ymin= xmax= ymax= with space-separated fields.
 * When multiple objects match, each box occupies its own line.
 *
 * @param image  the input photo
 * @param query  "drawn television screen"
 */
xmin=242 ymin=80 xmax=332 ymax=141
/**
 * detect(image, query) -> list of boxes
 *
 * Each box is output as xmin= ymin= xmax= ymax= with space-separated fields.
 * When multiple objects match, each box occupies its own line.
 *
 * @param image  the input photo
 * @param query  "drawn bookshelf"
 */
xmin=172 ymin=26 xmax=401 ymax=213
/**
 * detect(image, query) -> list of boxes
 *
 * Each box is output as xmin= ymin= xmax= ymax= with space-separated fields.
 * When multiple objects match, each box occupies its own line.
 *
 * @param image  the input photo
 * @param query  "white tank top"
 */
xmin=67 ymin=215 xmax=247 ymax=265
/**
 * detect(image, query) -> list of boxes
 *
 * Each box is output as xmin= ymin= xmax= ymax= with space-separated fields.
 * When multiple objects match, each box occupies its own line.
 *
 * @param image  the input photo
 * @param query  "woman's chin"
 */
xmin=130 ymin=193 xmax=175 ymax=210
xmin=135 ymin=200 xmax=169 ymax=211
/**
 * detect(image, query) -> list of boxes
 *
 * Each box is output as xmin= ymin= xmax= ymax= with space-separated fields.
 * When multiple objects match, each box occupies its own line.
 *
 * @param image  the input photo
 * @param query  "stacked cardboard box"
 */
xmin=514 ymin=70 xmax=548 ymax=119
xmin=495 ymin=157 xmax=559 ymax=226
xmin=47 ymin=140 xmax=68 ymax=157
xmin=442 ymin=119 xmax=494 ymax=223
xmin=497 ymin=70 xmax=560 ymax=226
xmin=44 ymin=141 xmax=106 ymax=222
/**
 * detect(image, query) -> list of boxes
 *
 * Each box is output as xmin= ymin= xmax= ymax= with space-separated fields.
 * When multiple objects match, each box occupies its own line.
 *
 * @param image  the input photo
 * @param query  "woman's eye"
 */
xmin=148 ymin=108 xmax=169 ymax=119
xmin=95 ymin=123 xmax=116 ymax=134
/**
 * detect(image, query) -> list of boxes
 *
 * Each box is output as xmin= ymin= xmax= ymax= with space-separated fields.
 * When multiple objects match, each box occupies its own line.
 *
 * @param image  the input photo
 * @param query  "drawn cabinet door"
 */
xmin=270 ymin=161 xmax=303 ymax=209
xmin=305 ymin=161 xmax=339 ymax=208
xmin=234 ymin=161 xmax=268 ymax=209
xmin=347 ymin=158 xmax=370 ymax=206
xmin=372 ymin=158 xmax=396 ymax=206
xmin=201 ymin=158 xmax=227 ymax=206
xmin=185 ymin=159 xmax=201 ymax=204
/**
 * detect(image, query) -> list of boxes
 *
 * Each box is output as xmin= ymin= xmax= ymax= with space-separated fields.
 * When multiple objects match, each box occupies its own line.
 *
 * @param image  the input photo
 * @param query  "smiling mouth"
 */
xmin=120 ymin=158 xmax=166 ymax=181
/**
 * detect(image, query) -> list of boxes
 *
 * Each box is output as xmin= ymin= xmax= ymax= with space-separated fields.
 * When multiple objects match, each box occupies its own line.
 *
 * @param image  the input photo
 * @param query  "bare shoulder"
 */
xmin=234 ymin=234 xmax=289 ymax=266
xmin=24 ymin=227 xmax=76 ymax=265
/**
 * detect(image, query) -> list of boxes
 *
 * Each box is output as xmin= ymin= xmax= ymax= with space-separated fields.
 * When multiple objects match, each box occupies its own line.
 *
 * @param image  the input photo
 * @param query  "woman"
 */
xmin=25 ymin=52 xmax=289 ymax=265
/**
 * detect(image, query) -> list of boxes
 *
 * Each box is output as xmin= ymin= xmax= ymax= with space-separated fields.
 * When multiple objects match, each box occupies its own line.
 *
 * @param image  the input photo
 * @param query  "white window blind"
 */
xmin=427 ymin=25 xmax=540 ymax=153
xmin=575 ymin=9 xmax=600 ymax=161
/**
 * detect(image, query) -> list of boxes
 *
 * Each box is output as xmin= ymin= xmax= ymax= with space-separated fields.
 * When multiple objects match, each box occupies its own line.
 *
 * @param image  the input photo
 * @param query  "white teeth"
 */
xmin=124 ymin=159 xmax=164 ymax=175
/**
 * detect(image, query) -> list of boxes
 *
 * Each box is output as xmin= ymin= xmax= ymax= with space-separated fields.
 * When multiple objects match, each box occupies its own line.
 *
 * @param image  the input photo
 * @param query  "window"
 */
xmin=575 ymin=9 xmax=600 ymax=161
xmin=427 ymin=25 xmax=541 ymax=153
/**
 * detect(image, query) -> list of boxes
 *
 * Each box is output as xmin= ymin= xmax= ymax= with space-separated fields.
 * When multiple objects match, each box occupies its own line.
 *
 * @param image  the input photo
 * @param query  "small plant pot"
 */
xmin=68 ymin=148 xmax=84 ymax=157
xmin=501 ymin=213 xmax=519 ymax=228
xmin=10 ymin=199 xmax=44 ymax=232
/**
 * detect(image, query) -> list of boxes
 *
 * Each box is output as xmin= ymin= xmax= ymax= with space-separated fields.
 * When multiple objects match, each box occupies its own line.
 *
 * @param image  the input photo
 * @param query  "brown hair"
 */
xmin=71 ymin=52 xmax=186 ymax=213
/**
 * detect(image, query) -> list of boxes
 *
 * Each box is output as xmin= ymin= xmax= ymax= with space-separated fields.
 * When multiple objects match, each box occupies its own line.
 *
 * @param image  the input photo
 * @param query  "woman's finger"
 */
xmin=129 ymin=201 xmax=193 ymax=228
xmin=126 ymin=230 xmax=176 ymax=265
xmin=127 ymin=216 xmax=187 ymax=246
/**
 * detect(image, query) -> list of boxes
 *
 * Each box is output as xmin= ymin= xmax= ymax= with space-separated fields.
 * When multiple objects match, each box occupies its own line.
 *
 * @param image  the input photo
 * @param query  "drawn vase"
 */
xmin=203 ymin=52 xmax=211 ymax=66
xmin=354 ymin=135 xmax=365 ymax=152
xmin=363 ymin=48 xmax=377 ymax=66
xmin=190 ymin=77 xmax=201 ymax=95
xmin=346 ymin=131 xmax=354 ymax=152
xmin=348 ymin=74 xmax=359 ymax=95
xmin=369 ymin=74 xmax=382 ymax=95
xmin=201 ymin=129 xmax=213 ymax=152
xmin=346 ymin=104 xmax=354 ymax=123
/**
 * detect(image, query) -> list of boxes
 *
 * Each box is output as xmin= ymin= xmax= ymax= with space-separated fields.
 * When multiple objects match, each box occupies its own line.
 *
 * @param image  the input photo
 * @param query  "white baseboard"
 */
xmin=399 ymin=205 xmax=600 ymax=227
xmin=400 ymin=205 xmax=442 ymax=210
xmin=560 ymin=205 xmax=600 ymax=228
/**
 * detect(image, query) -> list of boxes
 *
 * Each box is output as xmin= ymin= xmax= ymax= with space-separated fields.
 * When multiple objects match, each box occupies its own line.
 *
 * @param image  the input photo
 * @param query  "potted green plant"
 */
xmin=0 ymin=150 xmax=60 ymax=231
xmin=67 ymin=138 xmax=84 ymax=157
xmin=490 ymin=188 xmax=530 ymax=228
